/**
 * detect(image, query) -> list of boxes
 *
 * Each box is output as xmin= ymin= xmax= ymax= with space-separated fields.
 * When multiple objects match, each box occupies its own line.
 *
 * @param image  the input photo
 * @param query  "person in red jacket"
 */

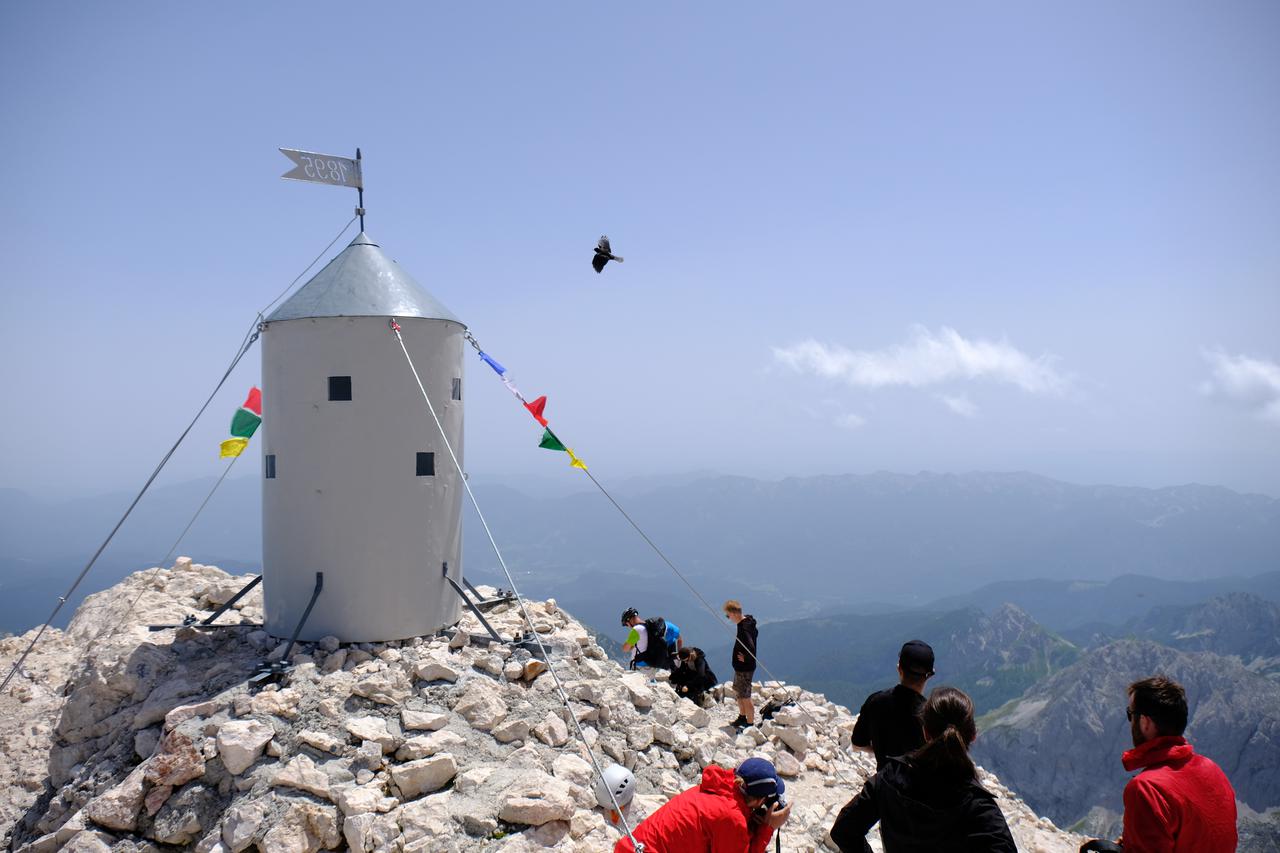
xmin=1084 ymin=675 xmax=1237 ymax=853
xmin=613 ymin=758 xmax=791 ymax=853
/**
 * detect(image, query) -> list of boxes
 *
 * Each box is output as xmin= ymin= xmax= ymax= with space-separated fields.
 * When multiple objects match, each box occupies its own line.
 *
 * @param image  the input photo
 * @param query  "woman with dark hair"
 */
xmin=829 ymin=686 xmax=1016 ymax=852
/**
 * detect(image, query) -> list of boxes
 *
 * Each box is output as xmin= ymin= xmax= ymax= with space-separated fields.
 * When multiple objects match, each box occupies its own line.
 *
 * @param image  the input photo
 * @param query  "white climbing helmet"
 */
xmin=593 ymin=762 xmax=636 ymax=809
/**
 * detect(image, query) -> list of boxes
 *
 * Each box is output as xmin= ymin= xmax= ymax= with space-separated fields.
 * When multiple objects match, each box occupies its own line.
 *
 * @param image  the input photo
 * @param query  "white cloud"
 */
xmin=938 ymin=393 xmax=979 ymax=418
xmin=1200 ymin=349 xmax=1280 ymax=424
xmin=835 ymin=413 xmax=867 ymax=429
xmin=772 ymin=326 xmax=1068 ymax=395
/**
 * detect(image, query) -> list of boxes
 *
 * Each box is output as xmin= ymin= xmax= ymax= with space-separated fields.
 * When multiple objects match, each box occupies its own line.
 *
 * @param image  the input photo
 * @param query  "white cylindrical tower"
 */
xmin=260 ymin=232 xmax=465 ymax=642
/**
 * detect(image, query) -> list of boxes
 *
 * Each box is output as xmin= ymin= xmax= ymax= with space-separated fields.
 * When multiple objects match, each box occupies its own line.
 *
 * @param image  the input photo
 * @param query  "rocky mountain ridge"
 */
xmin=973 ymin=639 xmax=1280 ymax=843
xmin=1 ymin=560 xmax=1084 ymax=852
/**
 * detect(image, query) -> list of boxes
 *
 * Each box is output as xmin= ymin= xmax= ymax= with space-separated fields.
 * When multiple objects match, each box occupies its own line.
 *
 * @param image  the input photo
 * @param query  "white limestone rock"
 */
xmin=215 ymin=719 xmax=275 ymax=775
xmin=491 ymin=717 xmax=530 ymax=744
xmin=454 ymin=680 xmax=508 ymax=731
xmin=414 ymin=658 xmax=460 ymax=683
xmin=533 ymin=710 xmax=570 ymax=747
xmin=390 ymin=753 xmax=458 ymax=799
xmin=272 ymin=754 xmax=331 ymax=799
xmin=83 ymin=763 xmax=147 ymax=831
xmin=400 ymin=708 xmax=448 ymax=732
xmin=220 ymin=798 xmax=266 ymax=852
xmin=497 ymin=772 xmax=577 ymax=826
xmin=395 ymin=730 xmax=465 ymax=761
xmin=344 ymin=716 xmax=399 ymax=754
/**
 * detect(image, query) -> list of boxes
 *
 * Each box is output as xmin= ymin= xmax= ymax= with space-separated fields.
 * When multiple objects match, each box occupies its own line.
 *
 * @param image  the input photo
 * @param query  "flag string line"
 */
xmin=390 ymin=323 xmax=645 ymax=851
xmin=463 ymin=330 xmax=866 ymax=790
xmin=1 ymin=216 xmax=358 ymax=695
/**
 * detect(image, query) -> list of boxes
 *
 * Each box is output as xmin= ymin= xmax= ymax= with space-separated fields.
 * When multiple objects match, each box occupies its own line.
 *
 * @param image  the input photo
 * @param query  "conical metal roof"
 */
xmin=267 ymin=232 xmax=462 ymax=324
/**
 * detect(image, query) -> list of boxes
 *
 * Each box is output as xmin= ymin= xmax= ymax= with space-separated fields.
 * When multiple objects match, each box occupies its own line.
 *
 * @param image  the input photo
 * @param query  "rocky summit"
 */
xmin=2 ymin=560 xmax=1084 ymax=852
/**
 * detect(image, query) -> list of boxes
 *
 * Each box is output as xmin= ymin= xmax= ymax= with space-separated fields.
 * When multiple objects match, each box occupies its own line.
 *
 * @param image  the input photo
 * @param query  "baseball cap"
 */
xmin=899 ymin=640 xmax=935 ymax=677
xmin=736 ymin=757 xmax=785 ymax=800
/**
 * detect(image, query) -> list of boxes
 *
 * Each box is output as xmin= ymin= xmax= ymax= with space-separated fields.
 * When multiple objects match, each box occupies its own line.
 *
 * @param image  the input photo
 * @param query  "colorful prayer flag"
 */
xmin=220 ymin=437 xmax=250 ymax=458
xmin=501 ymin=376 xmax=526 ymax=403
xmin=538 ymin=429 xmax=567 ymax=452
xmin=525 ymin=395 xmax=549 ymax=427
xmin=479 ymin=351 xmax=506 ymax=376
xmin=230 ymin=387 xmax=263 ymax=438
xmin=567 ymin=449 xmax=588 ymax=471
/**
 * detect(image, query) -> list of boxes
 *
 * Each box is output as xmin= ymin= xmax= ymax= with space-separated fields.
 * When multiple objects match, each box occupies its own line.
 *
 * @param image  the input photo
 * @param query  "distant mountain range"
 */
xmin=930 ymin=571 xmax=1280 ymax=633
xmin=2 ymin=470 xmax=1277 ymax=638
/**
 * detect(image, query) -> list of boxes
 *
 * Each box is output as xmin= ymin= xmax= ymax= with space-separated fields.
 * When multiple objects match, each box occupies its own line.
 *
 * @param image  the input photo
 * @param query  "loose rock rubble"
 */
xmin=0 ymin=560 xmax=1086 ymax=851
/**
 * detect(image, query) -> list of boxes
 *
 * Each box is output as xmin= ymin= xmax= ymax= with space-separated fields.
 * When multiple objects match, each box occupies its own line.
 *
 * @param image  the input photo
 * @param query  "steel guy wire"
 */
xmin=1 ymin=216 xmax=358 ymax=695
xmin=390 ymin=323 xmax=644 ymax=851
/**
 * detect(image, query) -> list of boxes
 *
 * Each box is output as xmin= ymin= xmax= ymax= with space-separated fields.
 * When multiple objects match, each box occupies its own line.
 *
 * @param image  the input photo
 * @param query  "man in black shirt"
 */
xmin=850 ymin=640 xmax=935 ymax=769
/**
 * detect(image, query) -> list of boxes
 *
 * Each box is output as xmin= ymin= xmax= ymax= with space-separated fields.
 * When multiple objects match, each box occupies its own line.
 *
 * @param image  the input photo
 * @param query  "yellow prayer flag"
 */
xmin=220 ymin=437 xmax=250 ymax=458
xmin=567 ymin=449 xmax=588 ymax=471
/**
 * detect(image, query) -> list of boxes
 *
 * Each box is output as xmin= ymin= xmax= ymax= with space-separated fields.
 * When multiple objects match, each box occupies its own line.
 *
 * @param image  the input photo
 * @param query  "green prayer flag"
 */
xmin=230 ymin=408 xmax=262 ymax=439
xmin=538 ymin=429 xmax=567 ymax=452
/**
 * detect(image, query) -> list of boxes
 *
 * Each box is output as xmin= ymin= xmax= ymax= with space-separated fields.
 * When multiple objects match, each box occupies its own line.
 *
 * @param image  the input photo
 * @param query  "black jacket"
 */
xmin=830 ymin=757 xmax=1016 ymax=853
xmin=850 ymin=685 xmax=926 ymax=769
xmin=732 ymin=615 xmax=758 ymax=673
xmin=670 ymin=650 xmax=717 ymax=695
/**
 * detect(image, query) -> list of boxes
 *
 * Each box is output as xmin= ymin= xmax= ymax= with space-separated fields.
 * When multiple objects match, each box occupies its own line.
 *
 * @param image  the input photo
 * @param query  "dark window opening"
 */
xmin=265 ymin=454 xmax=277 ymax=479
xmin=328 ymin=375 xmax=352 ymax=401
xmin=451 ymin=377 xmax=462 ymax=401
xmin=416 ymin=452 xmax=435 ymax=476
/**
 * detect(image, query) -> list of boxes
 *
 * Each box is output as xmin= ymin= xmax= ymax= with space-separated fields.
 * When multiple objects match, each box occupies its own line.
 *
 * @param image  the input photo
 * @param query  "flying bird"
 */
xmin=592 ymin=235 xmax=624 ymax=273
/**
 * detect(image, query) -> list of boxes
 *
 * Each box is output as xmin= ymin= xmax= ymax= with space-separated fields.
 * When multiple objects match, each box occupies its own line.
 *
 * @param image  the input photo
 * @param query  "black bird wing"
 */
xmin=597 ymin=235 xmax=612 ymax=255
xmin=592 ymin=252 xmax=607 ymax=273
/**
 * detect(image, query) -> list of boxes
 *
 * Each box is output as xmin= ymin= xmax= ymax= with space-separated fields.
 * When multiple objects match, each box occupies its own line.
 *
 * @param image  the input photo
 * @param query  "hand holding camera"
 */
xmin=764 ymin=796 xmax=791 ymax=830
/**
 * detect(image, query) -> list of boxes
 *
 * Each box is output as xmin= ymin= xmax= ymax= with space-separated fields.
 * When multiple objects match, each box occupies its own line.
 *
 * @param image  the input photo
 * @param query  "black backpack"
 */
xmin=639 ymin=617 xmax=672 ymax=668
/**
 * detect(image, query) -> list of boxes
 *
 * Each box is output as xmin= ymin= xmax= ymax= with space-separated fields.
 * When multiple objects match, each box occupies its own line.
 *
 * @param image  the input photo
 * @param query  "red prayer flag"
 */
xmin=242 ymin=387 xmax=263 ymax=416
xmin=525 ymin=395 xmax=548 ymax=427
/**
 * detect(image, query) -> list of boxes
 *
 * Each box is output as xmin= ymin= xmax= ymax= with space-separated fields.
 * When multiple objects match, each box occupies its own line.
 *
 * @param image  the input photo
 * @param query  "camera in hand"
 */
xmin=754 ymin=792 xmax=785 ymax=818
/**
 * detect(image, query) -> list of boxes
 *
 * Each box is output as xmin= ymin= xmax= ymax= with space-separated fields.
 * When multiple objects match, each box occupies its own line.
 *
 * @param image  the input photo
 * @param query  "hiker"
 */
xmin=613 ymin=757 xmax=791 ymax=853
xmin=670 ymin=646 xmax=717 ymax=705
xmin=724 ymin=599 xmax=759 ymax=729
xmin=850 ymin=640 xmax=934 ymax=769
xmin=1079 ymin=675 xmax=1237 ymax=853
xmin=830 ymin=686 xmax=1016 ymax=852
xmin=620 ymin=608 xmax=680 ymax=670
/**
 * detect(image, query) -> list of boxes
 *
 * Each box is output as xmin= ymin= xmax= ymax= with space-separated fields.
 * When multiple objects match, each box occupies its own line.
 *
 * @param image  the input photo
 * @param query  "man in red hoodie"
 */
xmin=1115 ymin=675 xmax=1238 ymax=852
xmin=613 ymin=758 xmax=791 ymax=853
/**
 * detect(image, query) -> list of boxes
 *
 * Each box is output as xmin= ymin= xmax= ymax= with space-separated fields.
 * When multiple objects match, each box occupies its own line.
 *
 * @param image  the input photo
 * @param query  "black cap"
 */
xmin=899 ymin=640 xmax=935 ymax=677
xmin=620 ymin=607 xmax=639 ymax=626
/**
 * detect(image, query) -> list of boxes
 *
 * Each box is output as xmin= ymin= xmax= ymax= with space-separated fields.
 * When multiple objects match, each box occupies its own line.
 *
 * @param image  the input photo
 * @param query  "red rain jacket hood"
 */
xmin=614 ymin=764 xmax=775 ymax=853
xmin=1120 ymin=735 xmax=1238 ymax=853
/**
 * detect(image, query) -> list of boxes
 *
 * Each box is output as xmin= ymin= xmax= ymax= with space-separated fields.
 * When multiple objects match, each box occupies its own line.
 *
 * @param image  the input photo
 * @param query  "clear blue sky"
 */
xmin=2 ymin=2 xmax=1277 ymax=500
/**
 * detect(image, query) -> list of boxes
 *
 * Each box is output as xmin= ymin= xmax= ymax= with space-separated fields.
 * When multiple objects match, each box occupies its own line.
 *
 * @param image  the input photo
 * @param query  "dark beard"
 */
xmin=1130 ymin=716 xmax=1147 ymax=748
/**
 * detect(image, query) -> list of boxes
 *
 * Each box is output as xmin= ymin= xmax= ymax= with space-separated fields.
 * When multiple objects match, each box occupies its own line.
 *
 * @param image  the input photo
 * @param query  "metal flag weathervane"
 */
xmin=280 ymin=147 xmax=366 ymax=229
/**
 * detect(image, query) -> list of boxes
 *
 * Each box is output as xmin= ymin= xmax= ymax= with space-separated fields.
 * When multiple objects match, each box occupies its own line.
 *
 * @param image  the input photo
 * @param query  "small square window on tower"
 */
xmin=265 ymin=454 xmax=277 ymax=479
xmin=416 ymin=452 xmax=435 ymax=477
xmin=451 ymin=377 xmax=462 ymax=401
xmin=328 ymin=375 xmax=352 ymax=401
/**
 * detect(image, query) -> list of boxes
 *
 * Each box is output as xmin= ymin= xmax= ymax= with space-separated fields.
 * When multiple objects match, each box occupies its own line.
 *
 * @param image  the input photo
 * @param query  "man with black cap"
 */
xmin=850 ymin=640 xmax=935 ymax=769
xmin=613 ymin=757 xmax=791 ymax=852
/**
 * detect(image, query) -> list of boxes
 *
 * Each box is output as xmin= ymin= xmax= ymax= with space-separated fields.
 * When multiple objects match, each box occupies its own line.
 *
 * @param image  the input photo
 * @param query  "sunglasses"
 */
xmin=1126 ymin=707 xmax=1140 ymax=722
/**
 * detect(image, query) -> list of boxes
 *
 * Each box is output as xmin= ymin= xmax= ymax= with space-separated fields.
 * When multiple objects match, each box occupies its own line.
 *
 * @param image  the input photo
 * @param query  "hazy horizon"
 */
xmin=5 ymin=464 xmax=1280 ymax=505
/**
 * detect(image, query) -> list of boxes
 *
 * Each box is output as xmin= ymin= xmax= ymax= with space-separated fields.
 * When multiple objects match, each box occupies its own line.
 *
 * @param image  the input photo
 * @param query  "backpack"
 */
xmin=639 ymin=617 xmax=672 ymax=668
